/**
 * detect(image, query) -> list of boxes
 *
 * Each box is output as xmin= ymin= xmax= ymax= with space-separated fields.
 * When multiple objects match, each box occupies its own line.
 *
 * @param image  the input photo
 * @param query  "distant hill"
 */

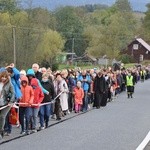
xmin=22 ymin=0 xmax=149 ymax=12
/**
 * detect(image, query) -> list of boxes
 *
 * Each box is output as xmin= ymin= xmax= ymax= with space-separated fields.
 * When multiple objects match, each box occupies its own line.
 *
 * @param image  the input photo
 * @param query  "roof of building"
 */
xmin=136 ymin=38 xmax=150 ymax=52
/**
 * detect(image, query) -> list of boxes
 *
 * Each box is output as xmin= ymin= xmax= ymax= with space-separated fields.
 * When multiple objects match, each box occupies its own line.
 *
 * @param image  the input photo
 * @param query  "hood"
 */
xmin=27 ymin=69 xmax=35 ymax=77
xmin=21 ymin=76 xmax=29 ymax=83
xmin=30 ymin=78 xmax=39 ymax=87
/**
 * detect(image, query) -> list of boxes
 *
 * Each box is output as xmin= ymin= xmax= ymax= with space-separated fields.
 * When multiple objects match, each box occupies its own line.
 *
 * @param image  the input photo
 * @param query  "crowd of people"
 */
xmin=0 ymin=63 xmax=149 ymax=139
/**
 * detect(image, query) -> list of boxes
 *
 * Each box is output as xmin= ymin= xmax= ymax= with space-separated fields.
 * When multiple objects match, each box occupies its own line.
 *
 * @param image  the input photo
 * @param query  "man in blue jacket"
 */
xmin=77 ymin=70 xmax=91 ymax=112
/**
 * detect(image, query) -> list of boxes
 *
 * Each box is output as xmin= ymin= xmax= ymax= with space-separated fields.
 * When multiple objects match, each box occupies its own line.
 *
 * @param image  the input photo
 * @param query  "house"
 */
xmin=123 ymin=38 xmax=150 ymax=63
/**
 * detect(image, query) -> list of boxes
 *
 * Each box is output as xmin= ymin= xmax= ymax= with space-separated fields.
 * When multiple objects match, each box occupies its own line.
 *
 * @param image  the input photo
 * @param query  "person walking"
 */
xmin=126 ymin=71 xmax=135 ymax=98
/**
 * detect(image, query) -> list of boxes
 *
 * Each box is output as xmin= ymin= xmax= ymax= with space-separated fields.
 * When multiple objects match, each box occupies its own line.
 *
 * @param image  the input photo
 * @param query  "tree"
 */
xmin=0 ymin=0 xmax=20 ymax=14
xmin=84 ymin=7 xmax=136 ymax=59
xmin=28 ymin=8 xmax=57 ymax=30
xmin=0 ymin=12 xmax=14 ymax=65
xmin=55 ymin=6 xmax=86 ymax=56
xmin=36 ymin=29 xmax=65 ymax=68
xmin=115 ymin=0 xmax=132 ymax=12
xmin=142 ymin=3 xmax=150 ymax=40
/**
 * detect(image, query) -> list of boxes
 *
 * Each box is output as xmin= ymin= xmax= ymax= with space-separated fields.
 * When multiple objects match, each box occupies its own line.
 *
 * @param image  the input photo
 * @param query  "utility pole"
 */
xmin=12 ymin=26 xmax=16 ymax=67
xmin=71 ymin=37 xmax=75 ymax=63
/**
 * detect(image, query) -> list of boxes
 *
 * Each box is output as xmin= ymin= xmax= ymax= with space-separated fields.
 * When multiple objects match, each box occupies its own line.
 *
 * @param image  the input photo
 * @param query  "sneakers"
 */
xmin=40 ymin=126 xmax=45 ymax=130
xmin=26 ymin=131 xmax=30 ymax=135
xmin=56 ymin=118 xmax=61 ymax=121
xmin=32 ymin=129 xmax=37 ymax=133
xmin=20 ymin=131 xmax=26 ymax=135
xmin=51 ymin=115 xmax=56 ymax=119
xmin=67 ymin=110 xmax=70 ymax=114
xmin=4 ymin=132 xmax=11 ymax=136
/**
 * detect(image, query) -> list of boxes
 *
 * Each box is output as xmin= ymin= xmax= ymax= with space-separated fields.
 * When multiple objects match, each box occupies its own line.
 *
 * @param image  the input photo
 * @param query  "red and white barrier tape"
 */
xmin=0 ymin=91 xmax=63 ymax=110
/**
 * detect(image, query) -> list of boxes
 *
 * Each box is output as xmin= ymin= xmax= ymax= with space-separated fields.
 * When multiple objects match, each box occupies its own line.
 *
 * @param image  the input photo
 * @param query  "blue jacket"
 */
xmin=11 ymin=68 xmax=22 ymax=99
xmin=26 ymin=69 xmax=48 ymax=94
xmin=77 ymin=74 xmax=91 ymax=91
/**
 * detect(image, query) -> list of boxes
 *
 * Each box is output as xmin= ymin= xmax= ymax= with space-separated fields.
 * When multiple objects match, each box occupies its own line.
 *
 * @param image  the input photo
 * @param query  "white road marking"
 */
xmin=136 ymin=131 xmax=150 ymax=150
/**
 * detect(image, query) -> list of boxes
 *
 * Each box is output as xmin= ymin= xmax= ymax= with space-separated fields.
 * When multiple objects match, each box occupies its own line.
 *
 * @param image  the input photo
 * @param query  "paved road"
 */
xmin=1 ymin=80 xmax=150 ymax=150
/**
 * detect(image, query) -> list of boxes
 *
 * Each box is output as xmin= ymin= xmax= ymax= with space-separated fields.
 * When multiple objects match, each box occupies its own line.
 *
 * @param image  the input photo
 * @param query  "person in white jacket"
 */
xmin=56 ymin=73 xmax=69 ymax=115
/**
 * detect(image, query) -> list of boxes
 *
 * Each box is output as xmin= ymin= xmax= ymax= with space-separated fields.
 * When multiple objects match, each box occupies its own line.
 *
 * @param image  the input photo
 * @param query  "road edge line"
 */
xmin=136 ymin=131 xmax=150 ymax=150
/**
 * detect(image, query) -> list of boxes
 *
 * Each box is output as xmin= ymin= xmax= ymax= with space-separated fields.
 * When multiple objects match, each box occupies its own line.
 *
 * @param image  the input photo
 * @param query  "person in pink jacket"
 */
xmin=73 ymin=81 xmax=84 ymax=113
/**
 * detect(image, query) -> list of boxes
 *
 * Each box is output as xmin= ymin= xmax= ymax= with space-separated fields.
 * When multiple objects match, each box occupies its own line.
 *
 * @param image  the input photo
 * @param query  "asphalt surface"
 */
xmin=1 ymin=80 xmax=150 ymax=150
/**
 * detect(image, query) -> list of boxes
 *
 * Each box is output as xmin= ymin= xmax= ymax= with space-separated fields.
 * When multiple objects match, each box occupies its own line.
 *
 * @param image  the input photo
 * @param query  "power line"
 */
xmin=0 ymin=25 xmax=136 ymax=39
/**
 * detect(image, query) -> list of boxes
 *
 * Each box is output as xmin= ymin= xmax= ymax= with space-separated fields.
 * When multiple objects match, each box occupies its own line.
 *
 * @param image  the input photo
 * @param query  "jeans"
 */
xmin=19 ymin=107 xmax=32 ymax=132
xmin=39 ymin=104 xmax=51 ymax=127
xmin=4 ymin=111 xmax=12 ymax=134
xmin=0 ymin=106 xmax=11 ymax=132
xmin=82 ymin=91 xmax=88 ymax=112
xmin=31 ymin=107 xmax=39 ymax=130
xmin=68 ymin=92 xmax=74 ymax=112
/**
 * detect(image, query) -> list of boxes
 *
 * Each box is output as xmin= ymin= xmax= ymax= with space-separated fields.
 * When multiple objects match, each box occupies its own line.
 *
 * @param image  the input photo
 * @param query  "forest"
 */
xmin=0 ymin=0 xmax=150 ymax=69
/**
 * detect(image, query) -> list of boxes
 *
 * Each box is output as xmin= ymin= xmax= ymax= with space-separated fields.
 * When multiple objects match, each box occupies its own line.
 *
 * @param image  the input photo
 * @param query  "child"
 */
xmin=30 ymin=78 xmax=44 ymax=132
xmin=19 ymin=76 xmax=34 ymax=135
xmin=73 ymin=81 xmax=84 ymax=113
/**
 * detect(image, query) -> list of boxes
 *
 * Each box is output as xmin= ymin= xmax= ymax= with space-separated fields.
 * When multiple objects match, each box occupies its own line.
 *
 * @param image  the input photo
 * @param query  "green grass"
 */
xmin=58 ymin=63 xmax=100 ymax=70
xmin=124 ymin=63 xmax=137 ymax=68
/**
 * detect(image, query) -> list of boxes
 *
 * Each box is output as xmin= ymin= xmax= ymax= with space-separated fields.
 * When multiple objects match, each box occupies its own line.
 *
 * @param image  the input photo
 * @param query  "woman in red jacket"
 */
xmin=30 ymin=78 xmax=44 ymax=132
xmin=19 ymin=76 xmax=34 ymax=135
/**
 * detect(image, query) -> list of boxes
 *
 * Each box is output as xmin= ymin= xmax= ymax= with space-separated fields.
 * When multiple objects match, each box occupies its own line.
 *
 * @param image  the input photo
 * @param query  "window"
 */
xmin=133 ymin=44 xmax=139 ymax=50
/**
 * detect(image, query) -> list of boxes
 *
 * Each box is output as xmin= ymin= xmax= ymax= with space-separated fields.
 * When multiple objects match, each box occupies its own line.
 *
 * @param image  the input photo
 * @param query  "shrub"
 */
xmin=119 ymin=54 xmax=134 ymax=64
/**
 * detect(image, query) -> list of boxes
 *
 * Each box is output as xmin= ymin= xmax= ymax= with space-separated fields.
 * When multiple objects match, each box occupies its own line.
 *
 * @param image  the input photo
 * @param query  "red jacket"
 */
xmin=20 ymin=76 xmax=34 ymax=107
xmin=30 ymin=78 xmax=44 ymax=108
